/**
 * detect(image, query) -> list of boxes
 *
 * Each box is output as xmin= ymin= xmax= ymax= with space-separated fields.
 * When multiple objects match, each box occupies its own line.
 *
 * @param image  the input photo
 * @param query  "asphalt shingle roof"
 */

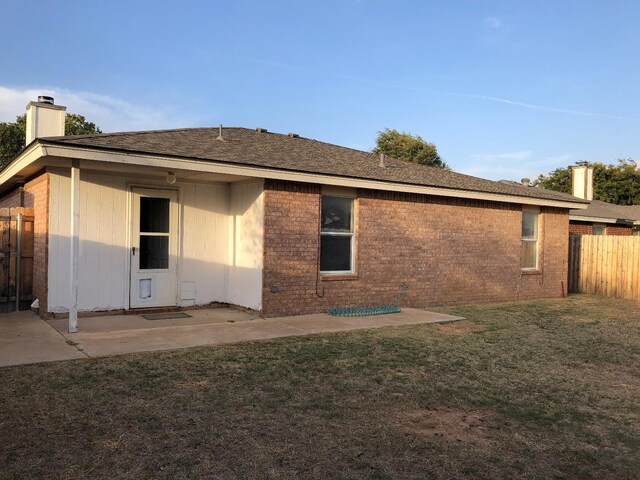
xmin=40 ymin=127 xmax=587 ymax=205
xmin=570 ymin=200 xmax=640 ymax=222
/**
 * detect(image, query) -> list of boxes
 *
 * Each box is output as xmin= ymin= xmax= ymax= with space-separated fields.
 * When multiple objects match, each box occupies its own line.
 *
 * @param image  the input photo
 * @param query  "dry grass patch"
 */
xmin=397 ymin=408 xmax=497 ymax=447
xmin=1 ymin=294 xmax=639 ymax=479
xmin=435 ymin=320 xmax=485 ymax=334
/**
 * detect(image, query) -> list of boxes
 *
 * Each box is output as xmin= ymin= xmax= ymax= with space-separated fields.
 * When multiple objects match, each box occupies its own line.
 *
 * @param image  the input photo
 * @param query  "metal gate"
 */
xmin=0 ymin=208 xmax=34 ymax=313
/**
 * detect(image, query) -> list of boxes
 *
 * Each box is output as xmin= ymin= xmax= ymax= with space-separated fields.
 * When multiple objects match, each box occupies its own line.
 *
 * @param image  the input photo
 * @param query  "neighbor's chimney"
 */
xmin=25 ymin=96 xmax=66 ymax=145
xmin=572 ymin=164 xmax=593 ymax=200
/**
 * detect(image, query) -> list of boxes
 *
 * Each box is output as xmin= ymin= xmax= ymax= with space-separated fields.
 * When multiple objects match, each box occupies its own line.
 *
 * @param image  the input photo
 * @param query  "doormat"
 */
xmin=142 ymin=312 xmax=193 ymax=321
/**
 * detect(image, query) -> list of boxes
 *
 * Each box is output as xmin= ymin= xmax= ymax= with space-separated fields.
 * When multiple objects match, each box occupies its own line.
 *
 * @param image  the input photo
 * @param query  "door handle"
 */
xmin=132 ymin=246 xmax=136 ymax=255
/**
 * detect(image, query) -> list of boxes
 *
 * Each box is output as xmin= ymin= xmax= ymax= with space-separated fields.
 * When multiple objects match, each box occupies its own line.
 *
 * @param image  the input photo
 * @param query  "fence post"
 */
xmin=15 ymin=213 xmax=21 ymax=312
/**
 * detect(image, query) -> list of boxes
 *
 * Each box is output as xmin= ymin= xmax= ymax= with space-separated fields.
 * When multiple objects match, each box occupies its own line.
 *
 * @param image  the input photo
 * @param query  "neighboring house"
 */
xmin=568 ymin=166 xmax=640 ymax=235
xmin=0 ymin=97 xmax=588 ymax=331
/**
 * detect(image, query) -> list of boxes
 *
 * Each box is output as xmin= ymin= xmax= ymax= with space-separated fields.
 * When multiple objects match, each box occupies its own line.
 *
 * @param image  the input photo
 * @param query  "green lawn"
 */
xmin=1 ymin=295 xmax=639 ymax=479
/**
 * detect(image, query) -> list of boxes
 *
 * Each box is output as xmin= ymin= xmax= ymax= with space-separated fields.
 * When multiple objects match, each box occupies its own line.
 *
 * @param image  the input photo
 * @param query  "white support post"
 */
xmin=69 ymin=160 xmax=80 ymax=333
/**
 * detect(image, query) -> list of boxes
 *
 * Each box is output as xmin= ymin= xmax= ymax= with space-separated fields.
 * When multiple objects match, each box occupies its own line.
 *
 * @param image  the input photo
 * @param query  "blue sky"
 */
xmin=1 ymin=0 xmax=639 ymax=180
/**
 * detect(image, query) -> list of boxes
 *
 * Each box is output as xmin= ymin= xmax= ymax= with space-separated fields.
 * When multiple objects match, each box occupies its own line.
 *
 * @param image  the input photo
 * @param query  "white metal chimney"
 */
xmin=572 ymin=164 xmax=593 ymax=200
xmin=25 ymin=96 xmax=66 ymax=145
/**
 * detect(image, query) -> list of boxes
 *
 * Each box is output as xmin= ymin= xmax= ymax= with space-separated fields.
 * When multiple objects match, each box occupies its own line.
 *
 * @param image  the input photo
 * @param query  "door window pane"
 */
xmin=140 ymin=197 xmax=170 ymax=233
xmin=140 ymin=235 xmax=169 ymax=269
xmin=320 ymin=236 xmax=352 ymax=272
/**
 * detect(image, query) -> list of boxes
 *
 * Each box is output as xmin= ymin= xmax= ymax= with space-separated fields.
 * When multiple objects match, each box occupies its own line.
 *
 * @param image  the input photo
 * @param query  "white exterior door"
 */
xmin=130 ymin=188 xmax=178 ymax=308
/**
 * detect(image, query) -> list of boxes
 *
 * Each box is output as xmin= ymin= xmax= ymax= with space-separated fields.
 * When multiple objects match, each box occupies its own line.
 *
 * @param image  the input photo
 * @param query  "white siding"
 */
xmin=47 ymin=170 xmax=236 ymax=313
xmin=48 ymin=169 xmax=71 ymax=311
xmin=227 ymin=181 xmax=264 ymax=310
xmin=179 ymin=182 xmax=229 ymax=306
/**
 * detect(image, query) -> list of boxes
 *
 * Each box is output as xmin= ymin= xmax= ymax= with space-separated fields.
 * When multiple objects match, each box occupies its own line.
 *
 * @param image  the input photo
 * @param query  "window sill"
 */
xmin=521 ymin=269 xmax=543 ymax=275
xmin=320 ymin=274 xmax=359 ymax=282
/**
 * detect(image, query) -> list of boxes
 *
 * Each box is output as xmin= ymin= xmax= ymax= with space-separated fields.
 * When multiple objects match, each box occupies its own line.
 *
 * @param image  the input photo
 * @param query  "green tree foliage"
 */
xmin=64 ymin=114 xmax=101 ymax=137
xmin=0 ymin=113 xmax=101 ymax=167
xmin=0 ymin=116 xmax=26 ymax=169
xmin=534 ymin=159 xmax=640 ymax=205
xmin=373 ymin=128 xmax=448 ymax=169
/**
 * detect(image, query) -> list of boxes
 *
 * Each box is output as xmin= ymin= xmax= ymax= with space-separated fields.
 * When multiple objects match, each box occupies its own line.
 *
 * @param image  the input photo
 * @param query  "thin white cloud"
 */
xmin=0 ymin=86 xmax=190 ymax=132
xmin=544 ymin=153 xmax=575 ymax=165
xmin=208 ymin=52 xmax=638 ymax=122
xmin=462 ymin=151 xmax=578 ymax=181
xmin=485 ymin=16 xmax=503 ymax=29
xmin=450 ymin=92 xmax=639 ymax=121
xmin=470 ymin=150 xmax=533 ymax=162
xmin=461 ymin=164 xmax=530 ymax=180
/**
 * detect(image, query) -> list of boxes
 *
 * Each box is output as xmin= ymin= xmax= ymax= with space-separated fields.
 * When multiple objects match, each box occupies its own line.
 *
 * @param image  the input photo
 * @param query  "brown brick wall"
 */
xmin=605 ymin=225 xmax=632 ymax=236
xmin=262 ymin=180 xmax=569 ymax=316
xmin=24 ymin=174 xmax=49 ymax=315
xmin=0 ymin=188 xmax=23 ymax=208
xmin=0 ymin=173 xmax=49 ymax=315
xmin=569 ymin=222 xmax=592 ymax=235
xmin=569 ymin=221 xmax=633 ymax=236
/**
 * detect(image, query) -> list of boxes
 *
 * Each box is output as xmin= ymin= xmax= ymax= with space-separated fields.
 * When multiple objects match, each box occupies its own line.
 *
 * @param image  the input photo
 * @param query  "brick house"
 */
xmin=0 ymin=97 xmax=588 ymax=331
xmin=569 ymin=165 xmax=640 ymax=235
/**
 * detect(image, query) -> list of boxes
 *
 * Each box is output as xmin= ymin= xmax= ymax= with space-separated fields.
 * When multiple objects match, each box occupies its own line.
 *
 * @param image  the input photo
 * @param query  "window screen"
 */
xmin=320 ymin=195 xmax=354 ymax=273
xmin=521 ymin=210 xmax=539 ymax=270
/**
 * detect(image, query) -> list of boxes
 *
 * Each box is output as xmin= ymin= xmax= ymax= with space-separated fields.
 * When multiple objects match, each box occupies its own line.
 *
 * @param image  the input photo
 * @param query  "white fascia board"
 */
xmin=570 ymin=215 xmax=632 ymax=225
xmin=37 ymin=143 xmax=588 ymax=209
xmin=0 ymin=144 xmax=46 ymax=186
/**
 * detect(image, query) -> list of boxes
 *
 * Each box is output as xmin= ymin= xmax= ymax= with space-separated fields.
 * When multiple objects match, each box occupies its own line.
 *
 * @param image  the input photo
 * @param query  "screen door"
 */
xmin=130 ymin=188 xmax=178 ymax=308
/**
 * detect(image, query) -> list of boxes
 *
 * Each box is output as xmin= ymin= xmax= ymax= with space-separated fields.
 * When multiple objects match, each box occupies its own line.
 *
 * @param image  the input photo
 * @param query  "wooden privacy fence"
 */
xmin=568 ymin=234 xmax=640 ymax=299
xmin=0 ymin=208 xmax=34 ymax=313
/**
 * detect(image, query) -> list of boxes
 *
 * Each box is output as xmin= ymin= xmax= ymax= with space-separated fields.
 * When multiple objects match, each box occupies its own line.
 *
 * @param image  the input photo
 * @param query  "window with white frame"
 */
xmin=521 ymin=209 xmax=539 ymax=270
xmin=320 ymin=195 xmax=354 ymax=273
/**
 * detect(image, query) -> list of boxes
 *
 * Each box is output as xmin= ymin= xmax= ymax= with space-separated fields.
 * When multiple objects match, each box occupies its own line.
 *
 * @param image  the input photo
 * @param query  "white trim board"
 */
xmin=3 ymin=142 xmax=588 ymax=210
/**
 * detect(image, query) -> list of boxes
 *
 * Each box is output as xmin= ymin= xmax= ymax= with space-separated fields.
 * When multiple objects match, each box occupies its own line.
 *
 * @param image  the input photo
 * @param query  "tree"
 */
xmin=0 ymin=113 xmax=101 ymax=167
xmin=534 ymin=159 xmax=640 ymax=205
xmin=373 ymin=128 xmax=448 ymax=169
xmin=0 ymin=116 xmax=25 ymax=169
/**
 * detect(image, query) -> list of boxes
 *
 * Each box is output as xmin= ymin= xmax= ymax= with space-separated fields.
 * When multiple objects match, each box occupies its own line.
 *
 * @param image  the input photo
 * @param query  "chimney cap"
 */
xmin=37 ymin=95 xmax=55 ymax=105
xmin=521 ymin=178 xmax=530 ymax=187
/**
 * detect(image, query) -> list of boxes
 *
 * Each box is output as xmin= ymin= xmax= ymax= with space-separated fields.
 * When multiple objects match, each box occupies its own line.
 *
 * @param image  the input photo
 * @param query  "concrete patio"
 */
xmin=1 ymin=307 xmax=463 ymax=367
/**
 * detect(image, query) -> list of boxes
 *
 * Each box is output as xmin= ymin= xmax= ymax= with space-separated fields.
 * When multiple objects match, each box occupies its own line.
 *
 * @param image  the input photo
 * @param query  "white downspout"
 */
xmin=68 ymin=160 xmax=80 ymax=333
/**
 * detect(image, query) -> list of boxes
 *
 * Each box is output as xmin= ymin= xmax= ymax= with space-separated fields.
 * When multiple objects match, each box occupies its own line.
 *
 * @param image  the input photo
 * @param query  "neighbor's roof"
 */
xmin=570 ymin=200 xmax=640 ymax=223
xmin=37 ymin=127 xmax=587 ymax=205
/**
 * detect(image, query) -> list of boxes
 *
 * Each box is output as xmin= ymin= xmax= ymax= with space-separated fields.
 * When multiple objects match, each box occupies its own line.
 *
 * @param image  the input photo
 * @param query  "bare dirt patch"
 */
xmin=398 ymin=409 xmax=498 ymax=447
xmin=177 ymin=380 xmax=209 ymax=388
xmin=436 ymin=321 xmax=485 ymax=334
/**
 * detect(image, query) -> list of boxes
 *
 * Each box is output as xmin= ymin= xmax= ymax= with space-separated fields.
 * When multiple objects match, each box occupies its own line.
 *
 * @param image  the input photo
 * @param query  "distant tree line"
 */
xmin=534 ymin=159 xmax=640 ymax=205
